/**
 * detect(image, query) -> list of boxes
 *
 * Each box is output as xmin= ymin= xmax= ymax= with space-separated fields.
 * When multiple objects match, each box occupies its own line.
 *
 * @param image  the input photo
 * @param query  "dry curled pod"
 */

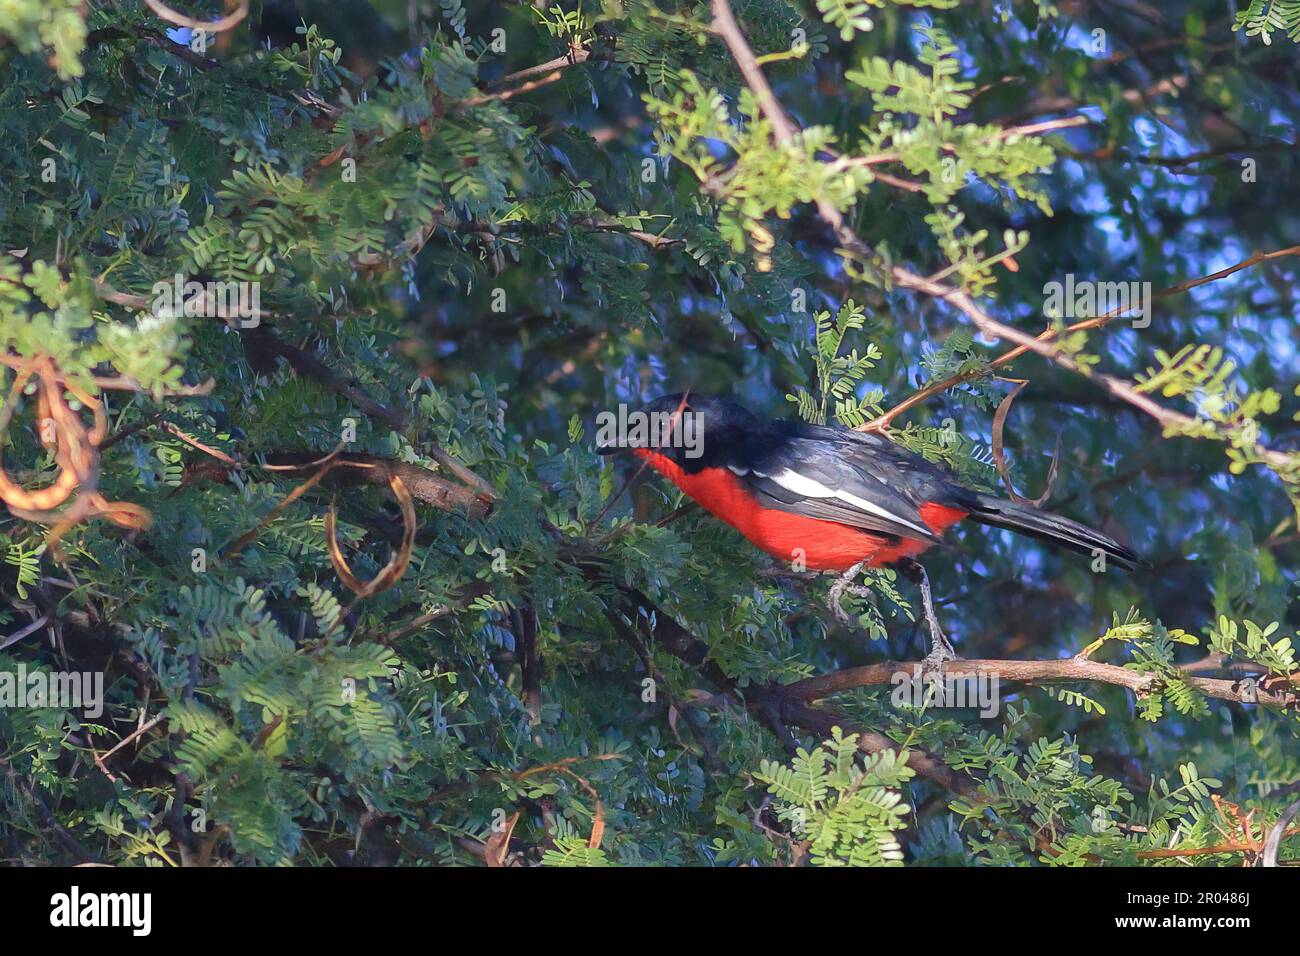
xmin=0 ymin=354 xmax=151 ymax=559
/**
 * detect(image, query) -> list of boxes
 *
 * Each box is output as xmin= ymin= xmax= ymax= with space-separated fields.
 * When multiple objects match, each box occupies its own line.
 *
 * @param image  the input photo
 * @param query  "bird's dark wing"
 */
xmin=733 ymin=424 xmax=963 ymax=542
xmin=728 ymin=420 xmax=1140 ymax=571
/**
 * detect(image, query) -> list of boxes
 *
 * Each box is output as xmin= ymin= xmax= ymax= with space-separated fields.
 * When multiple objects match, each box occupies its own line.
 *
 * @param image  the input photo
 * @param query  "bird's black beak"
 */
xmin=595 ymin=441 xmax=625 ymax=456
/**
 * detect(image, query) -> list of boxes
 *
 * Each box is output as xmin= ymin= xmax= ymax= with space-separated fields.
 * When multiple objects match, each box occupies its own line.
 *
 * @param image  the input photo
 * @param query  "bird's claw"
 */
xmin=826 ymin=560 xmax=871 ymax=625
xmin=899 ymin=557 xmax=958 ymax=676
xmin=920 ymin=632 xmax=957 ymax=682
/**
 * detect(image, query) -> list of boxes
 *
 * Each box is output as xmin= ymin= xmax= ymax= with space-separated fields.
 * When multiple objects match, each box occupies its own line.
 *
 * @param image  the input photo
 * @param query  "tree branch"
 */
xmin=0 ymin=755 xmax=105 ymax=864
xmin=779 ymin=656 xmax=1300 ymax=709
xmin=464 ymin=45 xmax=593 ymax=106
xmin=705 ymin=0 xmax=1296 ymax=480
xmin=864 ymin=245 xmax=1300 ymax=431
xmin=613 ymin=584 xmax=983 ymax=799
xmin=263 ymin=452 xmax=491 ymax=517
xmin=239 ymin=324 xmax=405 ymax=431
xmin=886 ymin=267 xmax=1298 ymax=476
xmin=708 ymin=0 xmax=797 ymax=140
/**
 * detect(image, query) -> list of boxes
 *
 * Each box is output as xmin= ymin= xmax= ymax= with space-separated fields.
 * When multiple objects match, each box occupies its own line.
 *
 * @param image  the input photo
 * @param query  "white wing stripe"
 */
xmin=757 ymin=468 xmax=934 ymax=537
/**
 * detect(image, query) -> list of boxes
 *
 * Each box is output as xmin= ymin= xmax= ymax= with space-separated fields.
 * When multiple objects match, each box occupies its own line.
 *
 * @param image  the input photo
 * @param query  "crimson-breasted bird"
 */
xmin=598 ymin=393 xmax=1138 ymax=665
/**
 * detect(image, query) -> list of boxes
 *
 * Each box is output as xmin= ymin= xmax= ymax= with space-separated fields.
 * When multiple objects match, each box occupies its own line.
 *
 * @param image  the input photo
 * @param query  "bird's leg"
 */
xmin=827 ymin=559 xmax=872 ymax=626
xmin=897 ymin=558 xmax=955 ymax=672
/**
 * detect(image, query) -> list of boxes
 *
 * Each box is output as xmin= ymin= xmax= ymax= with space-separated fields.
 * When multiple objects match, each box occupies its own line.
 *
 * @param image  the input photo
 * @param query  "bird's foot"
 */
xmin=916 ymin=629 xmax=958 ymax=705
xmin=826 ymin=559 xmax=871 ymax=626
xmin=898 ymin=557 xmax=958 ymax=680
xmin=920 ymin=630 xmax=957 ymax=682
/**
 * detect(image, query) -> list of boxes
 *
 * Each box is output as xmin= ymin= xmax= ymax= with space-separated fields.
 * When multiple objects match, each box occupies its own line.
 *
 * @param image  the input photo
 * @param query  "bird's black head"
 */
xmin=594 ymin=393 xmax=760 ymax=471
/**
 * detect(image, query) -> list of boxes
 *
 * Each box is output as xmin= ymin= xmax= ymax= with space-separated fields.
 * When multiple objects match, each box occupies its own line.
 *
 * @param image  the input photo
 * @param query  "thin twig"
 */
xmin=92 ymin=714 xmax=165 ymax=782
xmin=0 ymin=615 xmax=50 ymax=651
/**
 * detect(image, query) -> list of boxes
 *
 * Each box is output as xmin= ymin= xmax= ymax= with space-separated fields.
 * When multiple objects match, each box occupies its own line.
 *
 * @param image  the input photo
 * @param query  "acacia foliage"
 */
xmin=0 ymin=0 xmax=1297 ymax=866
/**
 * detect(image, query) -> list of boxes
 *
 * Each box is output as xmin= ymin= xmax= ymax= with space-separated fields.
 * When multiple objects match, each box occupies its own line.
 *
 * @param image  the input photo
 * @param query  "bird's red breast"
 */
xmin=634 ymin=449 xmax=967 ymax=571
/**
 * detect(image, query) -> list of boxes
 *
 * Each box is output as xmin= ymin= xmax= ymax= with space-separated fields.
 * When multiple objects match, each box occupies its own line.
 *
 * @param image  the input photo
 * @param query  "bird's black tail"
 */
xmin=966 ymin=494 xmax=1139 ymax=571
